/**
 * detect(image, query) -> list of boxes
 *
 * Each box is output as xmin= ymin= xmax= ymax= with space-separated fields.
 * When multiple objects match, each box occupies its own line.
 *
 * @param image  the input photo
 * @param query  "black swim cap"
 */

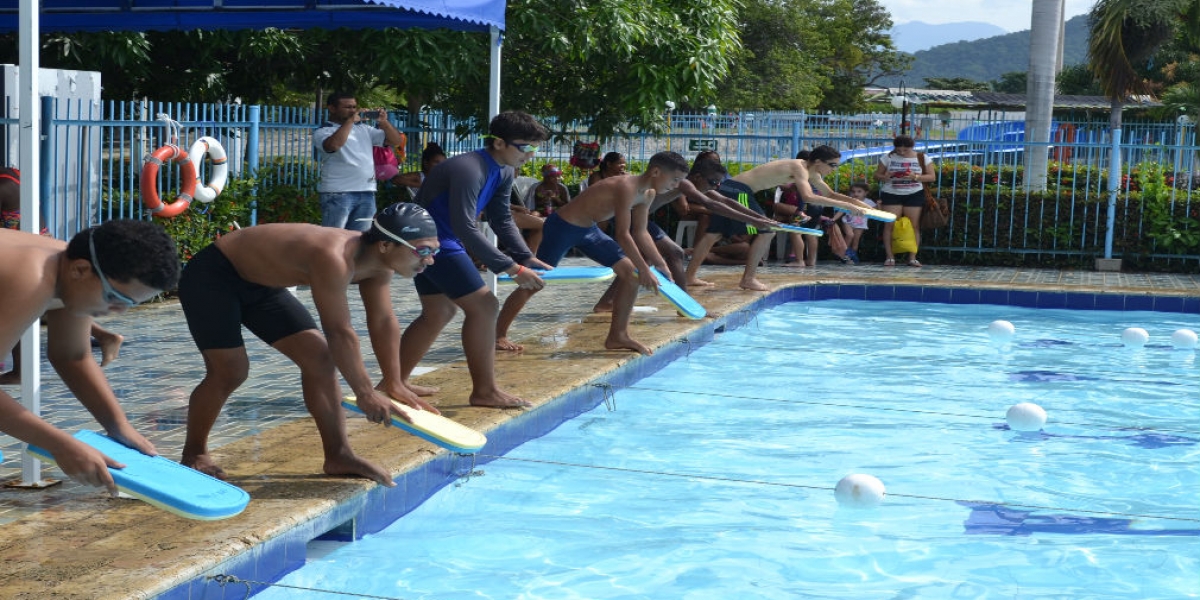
xmin=369 ymin=202 xmax=438 ymax=243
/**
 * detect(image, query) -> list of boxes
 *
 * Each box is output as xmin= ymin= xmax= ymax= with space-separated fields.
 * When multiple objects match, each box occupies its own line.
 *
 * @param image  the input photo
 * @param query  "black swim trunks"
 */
xmin=178 ymin=244 xmax=317 ymax=351
xmin=704 ymin=180 xmax=767 ymax=238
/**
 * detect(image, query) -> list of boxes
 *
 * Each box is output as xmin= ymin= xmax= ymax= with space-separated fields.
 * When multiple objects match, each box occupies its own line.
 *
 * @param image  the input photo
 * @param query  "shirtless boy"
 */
xmin=591 ymin=158 xmax=779 ymax=310
xmin=0 ymin=220 xmax=179 ymax=496
xmin=0 ymin=167 xmax=124 ymax=384
xmin=177 ymin=203 xmax=440 ymax=486
xmin=406 ymin=111 xmax=551 ymax=409
xmin=686 ymin=146 xmax=868 ymax=291
xmin=496 ymin=151 xmax=693 ymax=356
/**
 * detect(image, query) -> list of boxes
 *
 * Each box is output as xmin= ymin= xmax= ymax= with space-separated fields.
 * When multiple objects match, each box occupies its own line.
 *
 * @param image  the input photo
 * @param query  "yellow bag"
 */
xmin=891 ymin=216 xmax=918 ymax=254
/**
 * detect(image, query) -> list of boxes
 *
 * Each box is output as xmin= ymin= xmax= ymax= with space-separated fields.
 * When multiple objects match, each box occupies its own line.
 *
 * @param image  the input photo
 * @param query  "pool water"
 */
xmin=259 ymin=300 xmax=1200 ymax=599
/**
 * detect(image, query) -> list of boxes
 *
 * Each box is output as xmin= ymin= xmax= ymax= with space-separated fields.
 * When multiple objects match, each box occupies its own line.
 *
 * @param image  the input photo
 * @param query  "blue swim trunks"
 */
xmin=647 ymin=220 xmax=667 ymax=241
xmin=536 ymin=213 xmax=625 ymax=268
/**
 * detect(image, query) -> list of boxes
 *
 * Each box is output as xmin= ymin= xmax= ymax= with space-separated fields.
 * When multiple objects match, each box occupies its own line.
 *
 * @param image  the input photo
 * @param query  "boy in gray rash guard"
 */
xmin=407 ymin=111 xmax=551 ymax=408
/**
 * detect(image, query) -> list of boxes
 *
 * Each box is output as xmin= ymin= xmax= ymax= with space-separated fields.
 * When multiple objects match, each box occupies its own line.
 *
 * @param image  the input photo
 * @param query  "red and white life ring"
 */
xmin=141 ymin=145 xmax=197 ymax=218
xmin=187 ymin=136 xmax=229 ymax=203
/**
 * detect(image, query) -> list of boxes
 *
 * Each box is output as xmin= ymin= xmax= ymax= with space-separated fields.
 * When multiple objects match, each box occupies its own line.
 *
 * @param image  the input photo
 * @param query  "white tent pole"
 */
xmin=486 ymin=25 xmax=502 ymax=292
xmin=488 ymin=25 xmax=501 ymax=119
xmin=18 ymin=0 xmax=45 ymax=485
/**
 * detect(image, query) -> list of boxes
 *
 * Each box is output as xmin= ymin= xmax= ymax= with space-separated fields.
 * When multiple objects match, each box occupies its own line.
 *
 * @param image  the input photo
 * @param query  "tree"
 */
xmin=1025 ymin=0 xmax=1064 ymax=192
xmin=1088 ymin=0 xmax=1187 ymax=109
xmin=37 ymin=32 xmax=153 ymax=99
xmin=922 ymin=77 xmax=989 ymax=91
xmin=712 ymin=0 xmax=906 ymax=113
xmin=7 ymin=1 xmax=744 ymax=140
xmin=810 ymin=0 xmax=910 ymax=113
xmin=1056 ymin=64 xmax=1103 ymax=96
xmin=1151 ymin=1 xmax=1200 ymax=118
xmin=1088 ymin=0 xmax=1191 ymax=258
xmin=501 ymin=0 xmax=742 ymax=139
xmin=715 ymin=0 xmax=828 ymax=112
xmin=993 ymin=72 xmax=1027 ymax=94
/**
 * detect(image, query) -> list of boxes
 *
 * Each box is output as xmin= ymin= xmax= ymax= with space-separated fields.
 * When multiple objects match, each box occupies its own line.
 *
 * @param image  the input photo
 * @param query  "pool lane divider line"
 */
xmin=208 ymin=573 xmax=404 ymax=599
xmin=478 ymin=454 xmax=1200 ymax=524
xmin=624 ymin=385 xmax=1198 ymax=435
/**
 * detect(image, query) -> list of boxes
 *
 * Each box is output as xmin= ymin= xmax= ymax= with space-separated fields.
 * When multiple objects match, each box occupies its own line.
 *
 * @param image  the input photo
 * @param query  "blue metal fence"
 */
xmin=5 ymin=100 xmax=1198 ymax=266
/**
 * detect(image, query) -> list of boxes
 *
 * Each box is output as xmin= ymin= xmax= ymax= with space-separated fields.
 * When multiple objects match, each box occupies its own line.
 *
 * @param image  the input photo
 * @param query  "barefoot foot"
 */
xmin=403 ymin=382 xmax=440 ymax=397
xmin=324 ymin=452 xmax=395 ymax=487
xmin=495 ymin=337 xmax=525 ymax=352
xmin=181 ymin=453 xmax=228 ymax=480
xmin=738 ymin=278 xmax=770 ymax=291
xmin=605 ymin=333 xmax=653 ymax=356
xmin=470 ymin=388 xmax=533 ymax=408
xmin=686 ymin=278 xmax=715 ymax=287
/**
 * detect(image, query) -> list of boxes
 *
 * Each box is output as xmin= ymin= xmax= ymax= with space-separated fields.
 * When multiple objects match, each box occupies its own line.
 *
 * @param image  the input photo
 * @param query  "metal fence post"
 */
xmin=248 ymin=104 xmax=260 ymax=226
xmin=1104 ymin=127 xmax=1121 ymax=259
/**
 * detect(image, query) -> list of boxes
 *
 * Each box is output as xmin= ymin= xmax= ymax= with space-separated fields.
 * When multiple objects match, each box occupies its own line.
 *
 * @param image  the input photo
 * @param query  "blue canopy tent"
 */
xmin=0 ymin=0 xmax=505 ymax=32
xmin=0 ymin=0 xmax=506 ymax=486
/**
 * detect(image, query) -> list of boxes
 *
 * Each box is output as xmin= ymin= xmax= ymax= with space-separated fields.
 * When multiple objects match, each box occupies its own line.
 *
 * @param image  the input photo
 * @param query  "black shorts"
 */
xmin=704 ymin=180 xmax=767 ymax=238
xmin=178 ymin=244 xmax=318 ymax=351
xmin=880 ymin=190 xmax=925 ymax=208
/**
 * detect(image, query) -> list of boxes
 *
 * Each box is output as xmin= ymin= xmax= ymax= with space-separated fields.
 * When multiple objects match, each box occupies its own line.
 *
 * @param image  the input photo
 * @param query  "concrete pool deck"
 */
xmin=1 ymin=259 xmax=1198 ymax=599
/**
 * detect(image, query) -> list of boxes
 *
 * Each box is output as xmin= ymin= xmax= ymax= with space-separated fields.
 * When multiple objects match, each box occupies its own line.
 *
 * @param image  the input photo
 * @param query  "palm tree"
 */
xmin=1087 ymin=0 xmax=1190 ymax=259
xmin=1024 ymin=0 xmax=1064 ymax=192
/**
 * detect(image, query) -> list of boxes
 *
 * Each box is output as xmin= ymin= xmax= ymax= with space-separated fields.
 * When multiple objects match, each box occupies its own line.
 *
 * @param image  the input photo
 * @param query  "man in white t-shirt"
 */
xmin=312 ymin=92 xmax=403 ymax=231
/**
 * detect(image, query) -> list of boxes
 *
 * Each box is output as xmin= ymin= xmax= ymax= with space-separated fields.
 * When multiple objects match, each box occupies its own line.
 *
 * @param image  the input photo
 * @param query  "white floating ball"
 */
xmin=834 ymin=474 xmax=886 ymax=509
xmin=1121 ymin=327 xmax=1149 ymax=347
xmin=1170 ymin=329 xmax=1198 ymax=350
xmin=987 ymin=320 xmax=1015 ymax=342
xmin=1006 ymin=402 xmax=1047 ymax=432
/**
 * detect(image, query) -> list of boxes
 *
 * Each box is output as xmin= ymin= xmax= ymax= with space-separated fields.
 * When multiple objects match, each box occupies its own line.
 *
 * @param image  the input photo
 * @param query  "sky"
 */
xmin=879 ymin=0 xmax=1093 ymax=33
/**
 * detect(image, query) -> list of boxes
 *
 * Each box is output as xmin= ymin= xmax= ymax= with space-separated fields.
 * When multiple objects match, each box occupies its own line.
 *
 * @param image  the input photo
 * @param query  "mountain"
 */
xmin=889 ymin=21 xmax=1008 ymax=54
xmin=880 ymin=14 xmax=1091 ymax=88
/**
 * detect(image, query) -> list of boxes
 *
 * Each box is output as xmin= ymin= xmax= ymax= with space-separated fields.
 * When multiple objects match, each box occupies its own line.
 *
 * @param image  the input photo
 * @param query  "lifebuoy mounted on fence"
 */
xmin=141 ymin=145 xmax=197 ymax=218
xmin=188 ymin=136 xmax=229 ymax=203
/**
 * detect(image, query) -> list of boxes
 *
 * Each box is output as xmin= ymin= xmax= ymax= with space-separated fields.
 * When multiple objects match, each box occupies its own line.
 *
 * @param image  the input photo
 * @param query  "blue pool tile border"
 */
xmin=761 ymin=283 xmax=1197 ymax=315
xmin=161 ymin=282 xmax=1197 ymax=598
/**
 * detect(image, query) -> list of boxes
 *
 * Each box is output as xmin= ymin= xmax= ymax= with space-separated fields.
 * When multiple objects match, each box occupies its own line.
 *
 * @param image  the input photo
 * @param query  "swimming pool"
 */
xmin=256 ymin=300 xmax=1199 ymax=599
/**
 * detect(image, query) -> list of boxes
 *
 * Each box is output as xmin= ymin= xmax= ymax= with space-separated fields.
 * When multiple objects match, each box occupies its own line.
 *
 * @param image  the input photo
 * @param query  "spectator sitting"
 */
xmin=587 ymin=152 xmax=627 ymax=186
xmin=393 ymin=142 xmax=447 ymax=201
xmin=529 ymin=163 xmax=571 ymax=214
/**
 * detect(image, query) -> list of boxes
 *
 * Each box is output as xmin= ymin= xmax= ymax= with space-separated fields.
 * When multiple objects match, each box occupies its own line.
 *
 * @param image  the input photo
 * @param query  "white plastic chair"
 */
xmin=674 ymin=220 xmax=698 ymax=248
xmin=512 ymin=176 xmax=540 ymax=210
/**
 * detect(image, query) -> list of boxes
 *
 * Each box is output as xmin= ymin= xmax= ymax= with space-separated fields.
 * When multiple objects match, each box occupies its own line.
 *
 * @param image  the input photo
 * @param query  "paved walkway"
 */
xmin=0 ymin=258 xmax=1197 ymax=598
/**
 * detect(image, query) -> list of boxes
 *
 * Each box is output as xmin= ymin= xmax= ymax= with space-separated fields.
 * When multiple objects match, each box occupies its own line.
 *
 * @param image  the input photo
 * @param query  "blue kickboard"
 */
xmin=27 ymin=430 xmax=250 ymax=520
xmin=776 ymin=223 xmax=824 ymax=236
xmin=650 ymin=267 xmax=706 ymax=319
xmin=498 ymin=266 xmax=615 ymax=284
